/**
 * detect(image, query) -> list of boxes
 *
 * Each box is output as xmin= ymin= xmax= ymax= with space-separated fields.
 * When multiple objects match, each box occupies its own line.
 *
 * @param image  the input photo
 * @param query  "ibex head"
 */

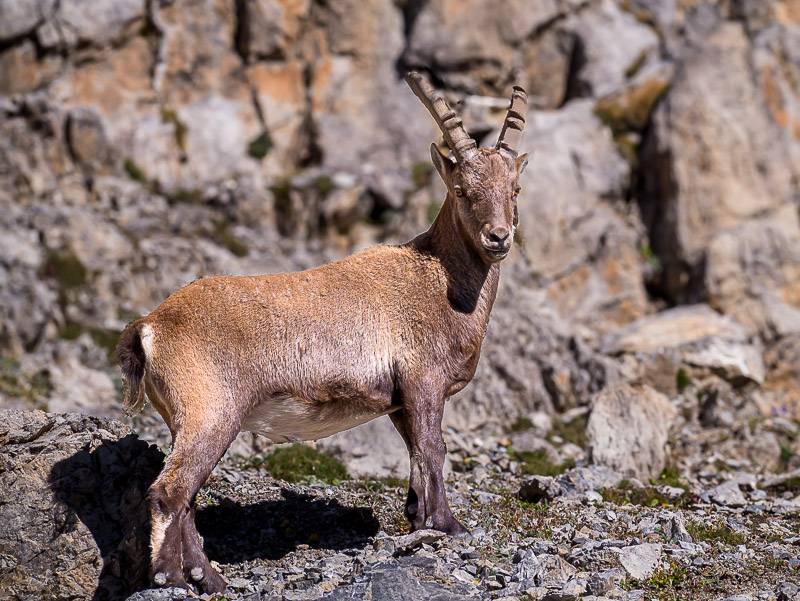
xmin=407 ymin=72 xmax=529 ymax=263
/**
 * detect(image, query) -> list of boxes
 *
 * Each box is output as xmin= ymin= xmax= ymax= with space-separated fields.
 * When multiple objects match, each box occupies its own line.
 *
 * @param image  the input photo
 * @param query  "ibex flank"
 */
xmin=116 ymin=71 xmax=528 ymax=594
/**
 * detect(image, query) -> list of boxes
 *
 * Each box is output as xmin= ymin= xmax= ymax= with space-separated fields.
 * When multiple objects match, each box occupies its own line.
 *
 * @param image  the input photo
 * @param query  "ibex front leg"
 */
xmin=391 ymin=387 xmax=468 ymax=536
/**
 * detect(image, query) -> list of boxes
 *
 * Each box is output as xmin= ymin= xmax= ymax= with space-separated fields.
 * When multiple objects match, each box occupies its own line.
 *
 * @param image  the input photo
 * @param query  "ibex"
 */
xmin=116 ymin=72 xmax=528 ymax=593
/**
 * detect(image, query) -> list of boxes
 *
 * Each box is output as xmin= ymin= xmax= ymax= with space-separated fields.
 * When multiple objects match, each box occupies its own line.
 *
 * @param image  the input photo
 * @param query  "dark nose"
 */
xmin=487 ymin=227 xmax=509 ymax=245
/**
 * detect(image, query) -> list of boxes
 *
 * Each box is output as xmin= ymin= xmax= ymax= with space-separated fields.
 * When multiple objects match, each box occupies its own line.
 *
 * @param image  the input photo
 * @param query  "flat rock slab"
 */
xmin=618 ymin=543 xmax=662 ymax=581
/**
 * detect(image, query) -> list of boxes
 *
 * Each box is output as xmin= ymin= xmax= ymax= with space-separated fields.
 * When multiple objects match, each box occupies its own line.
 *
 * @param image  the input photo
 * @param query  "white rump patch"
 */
xmin=140 ymin=323 xmax=155 ymax=360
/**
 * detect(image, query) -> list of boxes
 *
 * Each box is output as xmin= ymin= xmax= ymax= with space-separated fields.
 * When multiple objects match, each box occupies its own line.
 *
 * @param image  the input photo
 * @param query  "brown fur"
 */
xmin=116 ymin=76 xmax=528 ymax=594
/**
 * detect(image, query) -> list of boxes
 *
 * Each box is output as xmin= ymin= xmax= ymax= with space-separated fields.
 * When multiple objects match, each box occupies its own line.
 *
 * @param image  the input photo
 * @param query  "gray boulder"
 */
xmin=0 ymin=409 xmax=163 ymax=600
xmin=587 ymin=384 xmax=677 ymax=480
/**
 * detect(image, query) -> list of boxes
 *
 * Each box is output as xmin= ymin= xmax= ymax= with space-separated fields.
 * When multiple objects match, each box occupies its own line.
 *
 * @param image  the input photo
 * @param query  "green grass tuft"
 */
xmin=652 ymin=465 xmax=688 ymax=489
xmin=40 ymin=250 xmax=88 ymax=290
xmin=516 ymin=449 xmax=575 ymax=477
xmin=508 ymin=416 xmax=534 ymax=433
xmin=676 ymin=368 xmax=691 ymax=393
xmin=0 ymin=357 xmax=52 ymax=408
xmin=549 ymin=414 xmax=588 ymax=448
xmin=602 ymin=479 xmax=691 ymax=508
xmin=123 ymin=158 xmax=149 ymax=184
xmin=247 ymin=444 xmax=349 ymax=484
xmin=686 ymin=521 xmax=746 ymax=545
xmin=247 ymin=131 xmax=273 ymax=160
xmin=411 ymin=162 xmax=433 ymax=188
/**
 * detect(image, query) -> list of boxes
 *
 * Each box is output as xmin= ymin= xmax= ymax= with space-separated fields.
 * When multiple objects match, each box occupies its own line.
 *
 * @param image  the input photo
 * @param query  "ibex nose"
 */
xmin=487 ymin=227 xmax=509 ymax=245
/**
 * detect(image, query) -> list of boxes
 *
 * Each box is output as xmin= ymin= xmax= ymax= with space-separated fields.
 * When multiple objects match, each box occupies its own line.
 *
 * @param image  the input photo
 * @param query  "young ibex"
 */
xmin=117 ymin=72 xmax=528 ymax=593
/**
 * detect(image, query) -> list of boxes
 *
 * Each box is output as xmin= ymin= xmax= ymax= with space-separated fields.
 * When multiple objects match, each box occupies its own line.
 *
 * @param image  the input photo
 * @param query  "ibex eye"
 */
xmin=454 ymin=185 xmax=464 ymax=197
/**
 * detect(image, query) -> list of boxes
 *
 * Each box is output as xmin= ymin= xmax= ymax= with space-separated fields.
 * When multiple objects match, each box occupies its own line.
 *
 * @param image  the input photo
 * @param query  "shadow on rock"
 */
xmin=197 ymin=488 xmax=380 ymax=563
xmin=47 ymin=434 xmax=164 ymax=601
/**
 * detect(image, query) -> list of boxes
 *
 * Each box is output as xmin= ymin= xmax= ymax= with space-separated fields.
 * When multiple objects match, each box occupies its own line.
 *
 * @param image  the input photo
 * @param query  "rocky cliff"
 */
xmin=2 ymin=0 xmax=800 ymax=470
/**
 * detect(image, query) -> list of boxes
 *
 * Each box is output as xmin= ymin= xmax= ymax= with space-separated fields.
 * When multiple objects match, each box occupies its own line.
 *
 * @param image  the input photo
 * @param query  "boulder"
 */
xmin=565 ymin=0 xmax=660 ymax=97
xmin=0 ymin=409 xmax=163 ymax=600
xmin=617 ymin=543 xmax=662 ymax=581
xmin=603 ymin=305 xmax=765 ymax=390
xmin=587 ymin=384 xmax=677 ymax=480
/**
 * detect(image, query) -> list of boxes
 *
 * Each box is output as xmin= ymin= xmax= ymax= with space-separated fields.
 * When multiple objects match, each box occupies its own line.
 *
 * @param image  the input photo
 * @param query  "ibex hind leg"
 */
xmin=390 ymin=395 xmax=468 ymax=536
xmin=148 ymin=395 xmax=243 ymax=594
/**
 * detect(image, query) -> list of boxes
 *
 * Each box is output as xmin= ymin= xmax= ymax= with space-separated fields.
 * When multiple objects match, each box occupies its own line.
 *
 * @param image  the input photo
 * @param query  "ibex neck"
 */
xmin=419 ymin=193 xmax=500 ymax=314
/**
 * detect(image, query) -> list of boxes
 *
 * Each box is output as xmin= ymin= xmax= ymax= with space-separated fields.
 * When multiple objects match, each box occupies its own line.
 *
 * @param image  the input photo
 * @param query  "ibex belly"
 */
xmin=242 ymin=392 xmax=397 ymax=443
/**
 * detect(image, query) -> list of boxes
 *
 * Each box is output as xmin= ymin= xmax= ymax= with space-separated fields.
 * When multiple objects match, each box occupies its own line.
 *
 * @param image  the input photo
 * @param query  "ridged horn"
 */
xmin=405 ymin=71 xmax=477 ymax=162
xmin=495 ymin=85 xmax=527 ymax=155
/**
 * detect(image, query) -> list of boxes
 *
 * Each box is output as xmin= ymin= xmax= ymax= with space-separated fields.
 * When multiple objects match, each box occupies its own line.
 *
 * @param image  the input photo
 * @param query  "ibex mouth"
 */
xmin=483 ymin=246 xmax=510 ymax=261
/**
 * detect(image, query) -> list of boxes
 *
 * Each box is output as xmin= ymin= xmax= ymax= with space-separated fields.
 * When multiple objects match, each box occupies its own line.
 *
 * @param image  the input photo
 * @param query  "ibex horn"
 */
xmin=405 ymin=71 xmax=477 ymax=162
xmin=495 ymin=86 xmax=527 ymax=156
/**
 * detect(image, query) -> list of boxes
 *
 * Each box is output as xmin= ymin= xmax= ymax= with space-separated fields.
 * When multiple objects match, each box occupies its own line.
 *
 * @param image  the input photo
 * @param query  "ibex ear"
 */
xmin=516 ymin=152 xmax=529 ymax=175
xmin=430 ymin=143 xmax=455 ymax=185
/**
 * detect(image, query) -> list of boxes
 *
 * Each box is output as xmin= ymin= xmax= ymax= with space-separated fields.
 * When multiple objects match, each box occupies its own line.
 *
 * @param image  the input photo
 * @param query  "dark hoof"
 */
xmin=436 ymin=518 xmax=471 ymax=538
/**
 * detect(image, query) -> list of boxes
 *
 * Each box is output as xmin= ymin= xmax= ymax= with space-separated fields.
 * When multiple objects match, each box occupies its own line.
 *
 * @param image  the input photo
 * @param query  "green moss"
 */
xmin=767 ymin=476 xmax=800 ymax=494
xmin=676 ymin=368 xmax=691 ymax=393
xmin=246 ymin=444 xmax=349 ymax=484
xmin=214 ymin=221 xmax=249 ymax=257
xmin=780 ymin=443 xmax=795 ymax=469
xmin=59 ymin=323 xmax=121 ymax=360
xmin=411 ymin=161 xmax=433 ymax=189
xmin=123 ymin=158 xmax=149 ymax=184
xmin=624 ymin=50 xmax=648 ymax=79
xmin=686 ymin=521 xmax=746 ymax=545
xmin=161 ymin=107 xmax=188 ymax=152
xmin=40 ymin=250 xmax=88 ymax=290
xmin=167 ymin=188 xmax=204 ymax=204
xmin=614 ymin=132 xmax=640 ymax=169
xmin=0 ymin=357 xmax=51 ymax=408
xmin=508 ymin=416 xmax=534 ymax=433
xmin=516 ymin=449 xmax=576 ymax=477
xmin=247 ymin=131 xmax=273 ymax=160
xmin=58 ymin=322 xmax=83 ymax=340
xmin=602 ymin=479 xmax=691 ymax=508
xmin=312 ymin=175 xmax=335 ymax=198
xmin=639 ymin=242 xmax=661 ymax=270
xmin=652 ymin=465 xmax=688 ymax=489
xmin=643 ymin=560 xmax=689 ymax=589
xmin=595 ymin=77 xmax=670 ymax=133
xmin=549 ymin=415 xmax=588 ymax=448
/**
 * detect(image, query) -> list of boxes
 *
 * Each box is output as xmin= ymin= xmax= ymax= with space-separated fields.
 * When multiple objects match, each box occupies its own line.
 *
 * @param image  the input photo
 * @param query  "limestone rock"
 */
xmin=587 ymin=384 xmax=677 ymax=480
xmin=617 ymin=543 xmax=662 ymax=581
xmin=566 ymin=0 xmax=660 ymax=97
xmin=0 ymin=409 xmax=164 ymax=600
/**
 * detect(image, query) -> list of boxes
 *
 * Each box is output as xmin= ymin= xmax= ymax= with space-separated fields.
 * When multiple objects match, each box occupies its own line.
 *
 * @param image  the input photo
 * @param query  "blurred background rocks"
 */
xmin=1 ymin=0 xmax=800 ymax=481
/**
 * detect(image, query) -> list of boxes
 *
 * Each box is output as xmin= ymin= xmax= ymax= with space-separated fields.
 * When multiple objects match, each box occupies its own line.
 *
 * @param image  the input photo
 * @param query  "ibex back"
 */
xmin=117 ymin=72 xmax=528 ymax=594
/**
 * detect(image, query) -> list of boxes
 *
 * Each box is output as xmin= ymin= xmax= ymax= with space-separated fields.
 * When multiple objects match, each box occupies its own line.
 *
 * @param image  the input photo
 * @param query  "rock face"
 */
xmin=0 ymin=409 xmax=163 ymax=600
xmin=1 ymin=0 xmax=800 ymax=476
xmin=587 ymin=384 xmax=677 ymax=480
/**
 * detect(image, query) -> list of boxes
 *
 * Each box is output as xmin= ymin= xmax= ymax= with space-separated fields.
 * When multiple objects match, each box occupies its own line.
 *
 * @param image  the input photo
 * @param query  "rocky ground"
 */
xmin=2 ymin=408 xmax=799 ymax=601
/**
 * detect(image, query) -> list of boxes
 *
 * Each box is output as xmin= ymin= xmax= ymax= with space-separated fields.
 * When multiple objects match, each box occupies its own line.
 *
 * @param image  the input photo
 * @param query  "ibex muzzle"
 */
xmin=117 ymin=72 xmax=528 ymax=594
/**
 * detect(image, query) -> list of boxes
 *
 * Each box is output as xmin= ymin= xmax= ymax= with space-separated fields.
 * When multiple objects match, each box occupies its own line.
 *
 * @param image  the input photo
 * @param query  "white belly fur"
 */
xmin=241 ymin=394 xmax=395 ymax=443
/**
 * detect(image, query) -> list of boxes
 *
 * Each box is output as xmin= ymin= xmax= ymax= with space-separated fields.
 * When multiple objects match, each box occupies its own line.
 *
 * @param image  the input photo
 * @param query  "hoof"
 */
xmin=185 ymin=564 xmax=226 ymax=595
xmin=152 ymin=570 xmax=188 ymax=589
